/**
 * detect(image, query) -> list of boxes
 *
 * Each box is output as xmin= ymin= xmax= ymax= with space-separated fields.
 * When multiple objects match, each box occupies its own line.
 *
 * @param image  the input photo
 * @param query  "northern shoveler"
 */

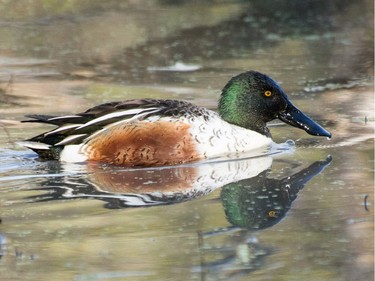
xmin=19 ymin=71 xmax=331 ymax=166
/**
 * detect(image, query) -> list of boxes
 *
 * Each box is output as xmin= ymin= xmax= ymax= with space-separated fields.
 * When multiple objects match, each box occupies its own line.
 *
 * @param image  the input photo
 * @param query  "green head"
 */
xmin=219 ymin=71 xmax=331 ymax=138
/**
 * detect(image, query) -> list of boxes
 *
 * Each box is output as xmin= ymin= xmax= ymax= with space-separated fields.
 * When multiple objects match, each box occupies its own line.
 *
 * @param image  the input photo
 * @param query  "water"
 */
xmin=0 ymin=1 xmax=373 ymax=280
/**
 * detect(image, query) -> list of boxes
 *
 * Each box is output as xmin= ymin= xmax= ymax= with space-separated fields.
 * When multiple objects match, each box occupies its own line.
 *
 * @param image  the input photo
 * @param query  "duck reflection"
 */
xmin=195 ymin=156 xmax=331 ymax=280
xmin=221 ymin=155 xmax=332 ymax=230
xmin=26 ymin=155 xmax=331 ymax=280
xmin=33 ymin=154 xmax=331 ymax=226
xmin=33 ymin=153 xmax=273 ymax=208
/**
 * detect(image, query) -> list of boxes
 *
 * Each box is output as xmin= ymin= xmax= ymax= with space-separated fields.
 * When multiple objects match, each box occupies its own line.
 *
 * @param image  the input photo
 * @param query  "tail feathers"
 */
xmin=22 ymin=114 xmax=87 ymax=126
xmin=17 ymin=141 xmax=61 ymax=160
xmin=17 ymin=141 xmax=51 ymax=150
xmin=22 ymin=115 xmax=58 ymax=124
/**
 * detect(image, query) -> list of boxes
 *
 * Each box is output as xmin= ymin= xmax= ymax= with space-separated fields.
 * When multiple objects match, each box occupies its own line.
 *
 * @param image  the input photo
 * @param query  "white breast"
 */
xmin=163 ymin=110 xmax=272 ymax=159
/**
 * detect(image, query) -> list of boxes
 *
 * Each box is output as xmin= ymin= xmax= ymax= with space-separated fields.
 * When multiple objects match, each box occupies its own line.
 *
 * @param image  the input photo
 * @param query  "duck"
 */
xmin=19 ymin=71 xmax=331 ymax=166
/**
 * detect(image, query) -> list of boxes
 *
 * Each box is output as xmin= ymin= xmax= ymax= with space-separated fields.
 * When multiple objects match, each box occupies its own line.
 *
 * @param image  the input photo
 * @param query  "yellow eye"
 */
xmin=268 ymin=210 xmax=277 ymax=218
xmin=264 ymin=91 xmax=272 ymax=97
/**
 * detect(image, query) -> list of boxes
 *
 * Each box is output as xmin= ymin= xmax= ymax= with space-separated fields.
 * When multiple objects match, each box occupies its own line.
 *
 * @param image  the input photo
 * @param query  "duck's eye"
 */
xmin=268 ymin=210 xmax=278 ymax=218
xmin=264 ymin=91 xmax=272 ymax=97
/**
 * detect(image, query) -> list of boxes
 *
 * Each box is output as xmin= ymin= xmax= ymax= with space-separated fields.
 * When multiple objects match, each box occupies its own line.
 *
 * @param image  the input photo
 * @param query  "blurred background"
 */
xmin=0 ymin=0 xmax=373 ymax=114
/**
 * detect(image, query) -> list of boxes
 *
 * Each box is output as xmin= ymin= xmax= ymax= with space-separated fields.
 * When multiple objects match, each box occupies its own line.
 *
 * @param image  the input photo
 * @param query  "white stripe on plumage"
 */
xmin=55 ymin=134 xmax=88 ymax=146
xmin=45 ymin=124 xmax=82 ymax=136
xmin=76 ymin=107 xmax=159 ymax=130
xmin=49 ymin=115 xmax=83 ymax=120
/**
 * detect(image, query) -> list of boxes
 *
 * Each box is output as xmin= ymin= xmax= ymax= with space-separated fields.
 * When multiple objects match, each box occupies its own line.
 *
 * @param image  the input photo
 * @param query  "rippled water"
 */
xmin=0 ymin=1 xmax=373 ymax=281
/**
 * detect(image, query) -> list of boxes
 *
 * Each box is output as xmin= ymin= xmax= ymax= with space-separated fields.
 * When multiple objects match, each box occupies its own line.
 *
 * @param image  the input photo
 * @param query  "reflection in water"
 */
xmin=1 ymin=147 xmax=347 ymax=280
xmin=198 ymin=228 xmax=272 ymax=281
xmin=197 ymin=228 xmax=271 ymax=281
xmin=221 ymin=156 xmax=332 ymax=230
xmin=29 ymin=154 xmax=331 ymax=226
xmin=29 ymin=153 xmax=274 ymax=208
xmin=21 ymin=154 xmax=331 ymax=279
xmin=197 ymin=156 xmax=331 ymax=280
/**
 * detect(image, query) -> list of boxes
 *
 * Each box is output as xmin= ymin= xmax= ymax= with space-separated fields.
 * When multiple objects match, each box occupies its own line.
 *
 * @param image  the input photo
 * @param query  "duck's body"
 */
xmin=20 ymin=71 xmax=331 ymax=166
xmin=21 ymin=99 xmax=271 ymax=166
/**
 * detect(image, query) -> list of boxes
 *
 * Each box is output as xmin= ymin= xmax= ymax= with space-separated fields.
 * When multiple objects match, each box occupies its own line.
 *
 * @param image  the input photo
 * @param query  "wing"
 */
xmin=21 ymin=99 xmax=204 ymax=147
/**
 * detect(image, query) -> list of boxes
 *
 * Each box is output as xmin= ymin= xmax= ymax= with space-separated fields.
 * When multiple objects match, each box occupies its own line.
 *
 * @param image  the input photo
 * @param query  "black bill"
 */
xmin=278 ymin=102 xmax=332 ymax=138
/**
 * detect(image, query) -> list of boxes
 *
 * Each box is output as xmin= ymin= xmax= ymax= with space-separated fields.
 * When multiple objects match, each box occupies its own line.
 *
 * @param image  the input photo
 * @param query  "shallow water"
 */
xmin=0 ymin=1 xmax=373 ymax=281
